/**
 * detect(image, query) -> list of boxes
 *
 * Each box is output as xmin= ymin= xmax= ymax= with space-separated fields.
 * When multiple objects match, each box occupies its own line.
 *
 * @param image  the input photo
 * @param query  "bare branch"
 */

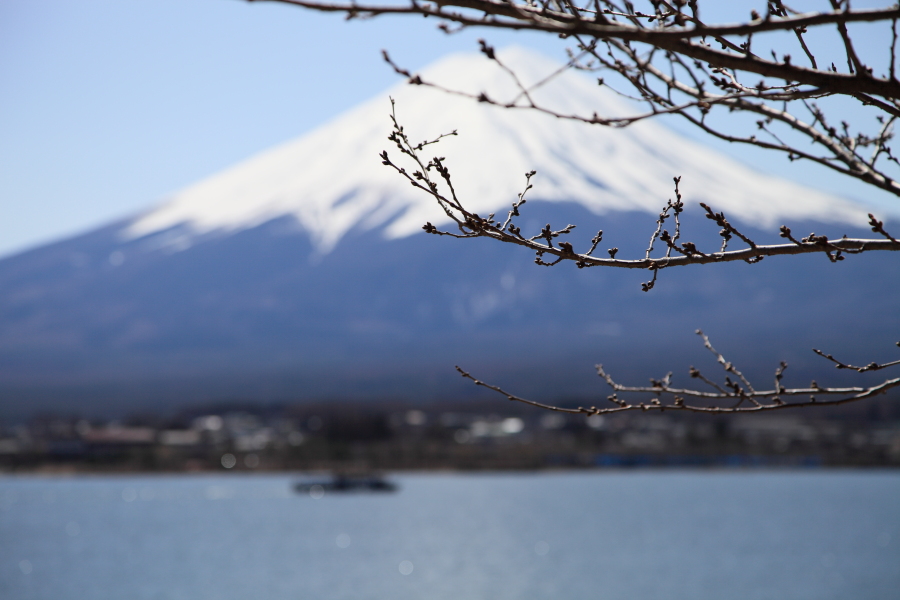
xmin=457 ymin=338 xmax=900 ymax=415
xmin=383 ymin=105 xmax=900 ymax=291
xmin=813 ymin=342 xmax=900 ymax=372
xmin=256 ymin=0 xmax=900 ymax=99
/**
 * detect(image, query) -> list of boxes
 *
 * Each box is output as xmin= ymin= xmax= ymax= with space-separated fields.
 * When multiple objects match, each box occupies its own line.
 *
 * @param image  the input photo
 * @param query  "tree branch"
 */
xmin=383 ymin=106 xmax=900 ymax=291
xmin=456 ymin=335 xmax=900 ymax=415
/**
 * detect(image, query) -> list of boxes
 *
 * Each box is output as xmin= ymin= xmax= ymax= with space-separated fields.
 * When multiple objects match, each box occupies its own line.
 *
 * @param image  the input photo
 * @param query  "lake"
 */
xmin=1 ymin=471 xmax=898 ymax=599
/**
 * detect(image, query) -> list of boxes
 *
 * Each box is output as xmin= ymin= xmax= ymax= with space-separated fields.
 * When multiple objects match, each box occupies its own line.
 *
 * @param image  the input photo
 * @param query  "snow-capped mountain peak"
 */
xmin=125 ymin=46 xmax=865 ymax=253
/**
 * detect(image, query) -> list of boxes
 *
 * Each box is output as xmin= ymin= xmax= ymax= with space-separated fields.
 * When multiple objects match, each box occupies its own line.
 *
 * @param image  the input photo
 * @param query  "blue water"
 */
xmin=1 ymin=471 xmax=898 ymax=600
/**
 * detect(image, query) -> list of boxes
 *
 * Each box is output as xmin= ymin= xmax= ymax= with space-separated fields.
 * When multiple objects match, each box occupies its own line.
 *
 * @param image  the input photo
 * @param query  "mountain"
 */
xmin=126 ymin=46 xmax=864 ymax=252
xmin=0 ymin=47 xmax=896 ymax=420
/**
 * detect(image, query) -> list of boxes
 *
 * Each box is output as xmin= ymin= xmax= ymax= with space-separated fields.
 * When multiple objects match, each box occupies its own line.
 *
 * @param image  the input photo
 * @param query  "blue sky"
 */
xmin=0 ymin=0 xmax=559 ymax=258
xmin=1 ymin=0 xmax=896 ymax=259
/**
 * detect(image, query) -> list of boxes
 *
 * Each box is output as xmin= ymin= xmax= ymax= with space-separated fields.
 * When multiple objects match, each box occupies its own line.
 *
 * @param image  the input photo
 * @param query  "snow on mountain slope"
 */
xmin=126 ymin=46 xmax=865 ymax=254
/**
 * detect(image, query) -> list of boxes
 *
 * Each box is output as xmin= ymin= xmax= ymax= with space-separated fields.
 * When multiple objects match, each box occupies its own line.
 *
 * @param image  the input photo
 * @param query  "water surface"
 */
xmin=1 ymin=471 xmax=898 ymax=599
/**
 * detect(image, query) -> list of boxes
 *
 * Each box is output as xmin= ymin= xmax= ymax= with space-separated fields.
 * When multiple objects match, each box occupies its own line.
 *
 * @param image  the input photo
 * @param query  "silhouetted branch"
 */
xmin=457 ymin=334 xmax=900 ymax=414
xmin=382 ymin=103 xmax=900 ymax=291
xmin=813 ymin=341 xmax=900 ymax=372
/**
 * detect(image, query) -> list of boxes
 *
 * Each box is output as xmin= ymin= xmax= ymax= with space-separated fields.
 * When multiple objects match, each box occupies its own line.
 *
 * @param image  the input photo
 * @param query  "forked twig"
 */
xmin=813 ymin=342 xmax=900 ymax=372
xmin=382 ymin=105 xmax=900 ymax=292
xmin=457 ymin=336 xmax=900 ymax=415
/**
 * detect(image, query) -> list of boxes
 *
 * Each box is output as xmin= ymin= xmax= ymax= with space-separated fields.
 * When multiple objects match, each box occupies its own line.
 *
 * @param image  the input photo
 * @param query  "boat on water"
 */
xmin=294 ymin=473 xmax=398 ymax=494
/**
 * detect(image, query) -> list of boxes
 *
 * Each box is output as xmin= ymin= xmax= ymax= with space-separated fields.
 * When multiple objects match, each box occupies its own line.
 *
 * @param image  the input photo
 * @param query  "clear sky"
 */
xmin=1 ymin=0 xmax=896 ymax=259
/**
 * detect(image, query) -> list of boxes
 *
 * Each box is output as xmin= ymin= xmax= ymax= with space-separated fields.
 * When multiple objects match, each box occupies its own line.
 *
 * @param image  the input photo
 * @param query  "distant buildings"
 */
xmin=1 ymin=403 xmax=898 ymax=472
